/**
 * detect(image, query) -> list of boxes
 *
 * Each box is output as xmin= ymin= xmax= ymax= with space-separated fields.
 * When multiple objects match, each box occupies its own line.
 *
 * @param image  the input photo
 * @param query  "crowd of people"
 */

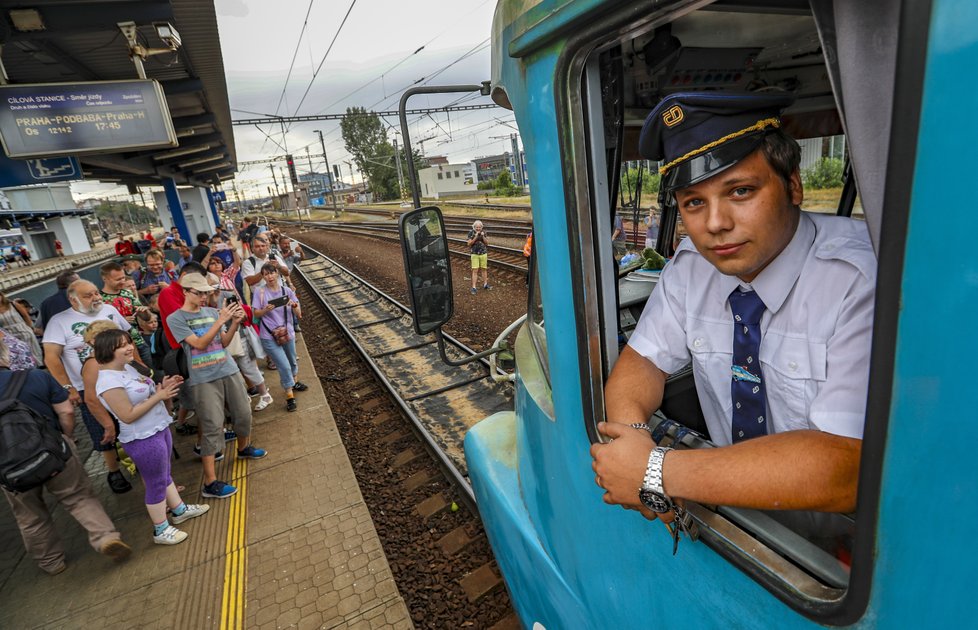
xmin=1 ymin=219 xmax=305 ymax=574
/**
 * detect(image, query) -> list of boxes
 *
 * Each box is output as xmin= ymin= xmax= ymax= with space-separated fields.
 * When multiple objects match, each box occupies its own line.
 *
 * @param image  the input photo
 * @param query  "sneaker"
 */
xmin=470 ymin=287 xmax=477 ymax=294
xmin=483 ymin=283 xmax=492 ymax=290
xmin=175 ymin=423 xmax=198 ymax=436
xmin=246 ymin=386 xmax=259 ymax=397
xmin=153 ymin=525 xmax=188 ymax=545
xmin=107 ymin=470 xmax=132 ymax=494
xmin=237 ymin=445 xmax=267 ymax=459
xmin=192 ymin=445 xmax=224 ymax=461
xmin=99 ymin=539 xmax=132 ymax=563
xmin=224 ymin=428 xmax=237 ymax=442
xmin=201 ymin=480 xmax=238 ymax=499
xmin=170 ymin=504 xmax=210 ymax=525
xmin=292 ymin=381 xmax=309 ymax=392
xmin=255 ymin=394 xmax=274 ymax=411
xmin=286 ymin=398 xmax=297 ymax=412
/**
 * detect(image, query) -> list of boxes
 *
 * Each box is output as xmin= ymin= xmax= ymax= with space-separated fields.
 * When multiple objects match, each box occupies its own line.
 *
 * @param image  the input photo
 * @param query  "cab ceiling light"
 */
xmin=9 ymin=9 xmax=45 ymax=32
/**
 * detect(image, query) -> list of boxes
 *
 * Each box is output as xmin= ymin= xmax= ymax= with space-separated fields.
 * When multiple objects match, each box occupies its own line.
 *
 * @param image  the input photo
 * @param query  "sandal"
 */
xmin=266 ymin=359 xmax=277 ymax=371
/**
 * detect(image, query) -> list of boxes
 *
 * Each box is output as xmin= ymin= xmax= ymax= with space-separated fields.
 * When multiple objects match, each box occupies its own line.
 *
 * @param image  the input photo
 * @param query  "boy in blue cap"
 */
xmin=591 ymin=92 xmax=875 ymax=532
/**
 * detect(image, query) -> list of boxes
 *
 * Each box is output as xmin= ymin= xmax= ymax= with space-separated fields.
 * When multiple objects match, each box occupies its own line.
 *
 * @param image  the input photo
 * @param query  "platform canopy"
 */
xmin=0 ymin=0 xmax=236 ymax=187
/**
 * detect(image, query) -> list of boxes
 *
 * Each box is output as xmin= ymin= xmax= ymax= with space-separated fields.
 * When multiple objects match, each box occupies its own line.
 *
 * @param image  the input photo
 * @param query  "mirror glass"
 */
xmin=399 ymin=206 xmax=453 ymax=335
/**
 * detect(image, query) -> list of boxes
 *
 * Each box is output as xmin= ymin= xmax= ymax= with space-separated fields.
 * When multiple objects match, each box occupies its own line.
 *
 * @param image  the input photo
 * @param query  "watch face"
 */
xmin=639 ymin=488 xmax=673 ymax=514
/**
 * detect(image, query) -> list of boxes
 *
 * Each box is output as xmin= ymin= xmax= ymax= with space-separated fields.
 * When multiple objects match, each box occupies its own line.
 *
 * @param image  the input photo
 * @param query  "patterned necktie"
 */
xmin=729 ymin=289 xmax=768 ymax=443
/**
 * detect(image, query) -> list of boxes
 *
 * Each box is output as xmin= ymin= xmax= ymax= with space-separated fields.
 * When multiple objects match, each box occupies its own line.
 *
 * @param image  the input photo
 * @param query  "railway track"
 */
xmin=295 ymin=244 xmax=519 ymax=628
xmin=276 ymin=220 xmax=529 ymax=275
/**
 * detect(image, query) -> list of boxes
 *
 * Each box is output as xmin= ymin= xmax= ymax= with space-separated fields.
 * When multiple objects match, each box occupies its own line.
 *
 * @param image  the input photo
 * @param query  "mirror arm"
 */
xmin=435 ymin=328 xmax=502 ymax=366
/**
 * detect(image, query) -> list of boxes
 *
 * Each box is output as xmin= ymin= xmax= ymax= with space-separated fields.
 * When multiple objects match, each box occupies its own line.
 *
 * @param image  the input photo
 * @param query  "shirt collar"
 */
xmin=715 ymin=212 xmax=814 ymax=314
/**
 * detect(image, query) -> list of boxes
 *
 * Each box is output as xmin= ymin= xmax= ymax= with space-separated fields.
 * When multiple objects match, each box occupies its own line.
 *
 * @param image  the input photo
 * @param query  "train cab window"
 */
xmin=559 ymin=0 xmax=910 ymax=620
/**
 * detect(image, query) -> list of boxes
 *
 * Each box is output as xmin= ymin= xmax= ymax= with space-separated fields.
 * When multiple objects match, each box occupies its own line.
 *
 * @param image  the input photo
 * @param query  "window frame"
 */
xmin=547 ymin=0 xmax=928 ymax=623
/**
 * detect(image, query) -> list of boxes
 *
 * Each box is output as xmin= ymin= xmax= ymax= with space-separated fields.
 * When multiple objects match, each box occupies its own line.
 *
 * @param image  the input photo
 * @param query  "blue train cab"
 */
xmin=401 ymin=0 xmax=978 ymax=627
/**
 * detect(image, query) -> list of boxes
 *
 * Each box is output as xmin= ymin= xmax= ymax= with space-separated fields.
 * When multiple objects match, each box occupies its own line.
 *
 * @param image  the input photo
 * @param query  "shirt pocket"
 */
xmin=686 ymin=319 xmax=733 ymax=419
xmin=759 ymin=333 xmax=826 ymax=431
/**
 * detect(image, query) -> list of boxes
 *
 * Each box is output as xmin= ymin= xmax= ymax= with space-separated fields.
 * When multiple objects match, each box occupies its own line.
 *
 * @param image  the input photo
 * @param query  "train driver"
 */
xmin=591 ymin=92 xmax=876 ymax=531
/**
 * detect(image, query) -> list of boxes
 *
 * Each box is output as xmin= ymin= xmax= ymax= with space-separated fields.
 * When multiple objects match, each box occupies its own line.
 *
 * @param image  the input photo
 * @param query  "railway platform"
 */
xmin=0 ymin=337 xmax=413 ymax=629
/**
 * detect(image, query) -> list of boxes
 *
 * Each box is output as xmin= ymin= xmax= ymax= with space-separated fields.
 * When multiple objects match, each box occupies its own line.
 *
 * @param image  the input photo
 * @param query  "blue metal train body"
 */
xmin=460 ymin=0 xmax=978 ymax=627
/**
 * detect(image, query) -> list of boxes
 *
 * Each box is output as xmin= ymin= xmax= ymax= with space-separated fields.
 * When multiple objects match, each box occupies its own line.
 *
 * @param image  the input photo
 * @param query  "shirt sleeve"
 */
xmin=627 ymin=254 xmax=692 ymax=375
xmin=166 ymin=311 xmax=192 ymax=344
xmin=44 ymin=372 xmax=69 ymax=404
xmin=253 ymin=287 xmax=267 ymax=310
xmin=41 ymin=316 xmax=65 ymax=345
xmin=241 ymin=258 xmax=256 ymax=278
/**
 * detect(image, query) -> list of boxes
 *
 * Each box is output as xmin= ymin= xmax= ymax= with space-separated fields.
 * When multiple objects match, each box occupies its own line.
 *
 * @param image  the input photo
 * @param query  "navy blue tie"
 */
xmin=729 ymin=289 xmax=768 ymax=443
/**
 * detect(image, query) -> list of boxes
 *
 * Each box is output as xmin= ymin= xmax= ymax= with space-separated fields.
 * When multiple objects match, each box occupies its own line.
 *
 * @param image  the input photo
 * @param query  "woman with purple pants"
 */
xmin=94 ymin=329 xmax=210 ymax=545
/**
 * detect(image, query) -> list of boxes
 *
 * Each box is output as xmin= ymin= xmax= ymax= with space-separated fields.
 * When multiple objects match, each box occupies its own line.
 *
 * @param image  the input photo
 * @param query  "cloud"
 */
xmin=216 ymin=0 xmax=249 ymax=18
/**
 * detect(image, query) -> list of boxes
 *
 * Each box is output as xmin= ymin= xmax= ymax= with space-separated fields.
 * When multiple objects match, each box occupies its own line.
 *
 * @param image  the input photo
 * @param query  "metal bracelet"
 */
xmin=629 ymin=422 xmax=652 ymax=434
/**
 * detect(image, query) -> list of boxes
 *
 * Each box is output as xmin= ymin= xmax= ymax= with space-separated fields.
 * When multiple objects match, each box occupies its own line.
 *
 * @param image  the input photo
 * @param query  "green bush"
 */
xmin=802 ymin=157 xmax=844 ymax=189
xmin=477 ymin=181 xmax=493 ymax=190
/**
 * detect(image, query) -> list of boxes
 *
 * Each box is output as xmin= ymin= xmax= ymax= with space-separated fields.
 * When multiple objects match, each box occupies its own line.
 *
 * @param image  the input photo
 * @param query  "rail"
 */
xmin=293 ymin=242 xmax=516 ymax=509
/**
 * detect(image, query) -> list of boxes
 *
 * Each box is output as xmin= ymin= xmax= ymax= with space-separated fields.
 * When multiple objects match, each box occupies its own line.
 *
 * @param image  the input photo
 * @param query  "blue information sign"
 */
xmin=0 ymin=153 xmax=81 ymax=187
xmin=211 ymin=190 xmax=227 ymax=202
xmin=0 ymin=79 xmax=177 ymax=158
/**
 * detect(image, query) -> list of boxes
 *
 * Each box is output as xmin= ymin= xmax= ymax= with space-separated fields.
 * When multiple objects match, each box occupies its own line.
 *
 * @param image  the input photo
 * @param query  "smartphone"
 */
xmin=269 ymin=295 xmax=290 ymax=307
xmin=225 ymin=295 xmax=239 ymax=305
xmin=216 ymin=243 xmax=228 ymax=251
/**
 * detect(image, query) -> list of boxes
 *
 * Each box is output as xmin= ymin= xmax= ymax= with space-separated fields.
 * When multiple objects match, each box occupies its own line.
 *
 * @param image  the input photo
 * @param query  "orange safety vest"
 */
xmin=523 ymin=233 xmax=533 ymax=257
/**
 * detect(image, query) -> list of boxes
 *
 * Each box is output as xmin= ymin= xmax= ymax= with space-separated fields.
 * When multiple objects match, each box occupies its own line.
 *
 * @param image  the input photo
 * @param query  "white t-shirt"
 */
xmin=241 ymin=253 xmax=287 ymax=292
xmin=629 ymin=212 xmax=876 ymax=446
xmin=42 ymin=305 xmax=131 ymax=390
xmin=95 ymin=365 xmax=172 ymax=443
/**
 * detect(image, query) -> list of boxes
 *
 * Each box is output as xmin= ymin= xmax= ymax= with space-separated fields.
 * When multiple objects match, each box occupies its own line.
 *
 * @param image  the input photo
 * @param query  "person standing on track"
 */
xmin=466 ymin=220 xmax=491 ymax=294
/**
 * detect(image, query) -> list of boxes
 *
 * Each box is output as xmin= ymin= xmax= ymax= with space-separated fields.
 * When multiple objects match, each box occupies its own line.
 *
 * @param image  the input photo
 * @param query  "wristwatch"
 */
xmin=62 ymin=383 xmax=74 ymax=391
xmin=638 ymin=446 xmax=674 ymax=513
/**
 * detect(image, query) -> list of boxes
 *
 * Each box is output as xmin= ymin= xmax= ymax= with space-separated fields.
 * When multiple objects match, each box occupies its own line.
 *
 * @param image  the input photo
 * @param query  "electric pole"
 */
xmin=269 ymin=164 xmax=280 ymax=200
xmin=314 ymin=129 xmax=338 ymax=209
xmin=393 ymin=137 xmax=405 ymax=201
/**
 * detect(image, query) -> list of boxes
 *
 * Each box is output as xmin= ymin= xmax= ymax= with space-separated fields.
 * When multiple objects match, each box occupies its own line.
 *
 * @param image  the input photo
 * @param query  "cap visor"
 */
xmin=662 ymin=132 xmax=768 ymax=192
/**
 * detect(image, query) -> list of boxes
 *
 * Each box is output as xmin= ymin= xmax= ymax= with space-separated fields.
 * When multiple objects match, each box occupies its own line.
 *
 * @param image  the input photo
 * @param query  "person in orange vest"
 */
xmin=522 ymin=232 xmax=533 ymax=285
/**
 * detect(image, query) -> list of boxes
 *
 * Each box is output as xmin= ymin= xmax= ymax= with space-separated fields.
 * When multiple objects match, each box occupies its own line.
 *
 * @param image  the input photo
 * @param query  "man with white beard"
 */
xmin=43 ymin=280 xmax=133 ymax=493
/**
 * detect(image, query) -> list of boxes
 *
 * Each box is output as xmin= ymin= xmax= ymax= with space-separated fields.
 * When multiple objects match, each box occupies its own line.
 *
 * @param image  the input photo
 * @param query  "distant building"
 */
xmin=0 ymin=183 xmax=94 ymax=258
xmin=418 ymin=162 xmax=478 ymax=199
xmin=472 ymin=151 xmax=528 ymax=187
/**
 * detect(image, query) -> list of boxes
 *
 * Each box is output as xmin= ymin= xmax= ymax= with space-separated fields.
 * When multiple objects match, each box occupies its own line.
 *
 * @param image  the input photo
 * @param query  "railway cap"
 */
xmin=639 ymin=91 xmax=795 ymax=193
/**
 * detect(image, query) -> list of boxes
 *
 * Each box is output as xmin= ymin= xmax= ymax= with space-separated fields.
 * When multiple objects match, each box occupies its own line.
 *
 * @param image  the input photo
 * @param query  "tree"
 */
xmin=802 ymin=157 xmax=844 ymax=189
xmin=340 ymin=107 xmax=401 ymax=200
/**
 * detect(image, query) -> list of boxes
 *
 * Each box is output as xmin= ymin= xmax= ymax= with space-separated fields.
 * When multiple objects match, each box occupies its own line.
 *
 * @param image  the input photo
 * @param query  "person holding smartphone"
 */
xmin=252 ymin=263 xmax=305 ymax=412
xmin=466 ymin=220 xmax=491 ymax=294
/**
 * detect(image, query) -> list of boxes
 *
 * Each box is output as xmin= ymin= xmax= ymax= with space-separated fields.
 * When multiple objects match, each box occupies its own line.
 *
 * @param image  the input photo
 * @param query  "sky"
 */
xmin=219 ymin=0 xmax=507 ymax=199
xmin=74 ymin=0 xmax=510 ymax=202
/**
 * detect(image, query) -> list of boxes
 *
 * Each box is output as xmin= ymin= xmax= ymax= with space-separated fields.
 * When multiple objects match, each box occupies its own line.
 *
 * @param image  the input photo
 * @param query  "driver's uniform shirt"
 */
xmin=628 ymin=211 xmax=876 ymax=447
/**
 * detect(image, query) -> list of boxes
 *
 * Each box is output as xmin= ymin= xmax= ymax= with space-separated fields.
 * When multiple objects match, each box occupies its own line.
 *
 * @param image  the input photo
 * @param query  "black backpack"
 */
xmin=0 ymin=370 xmax=71 ymax=492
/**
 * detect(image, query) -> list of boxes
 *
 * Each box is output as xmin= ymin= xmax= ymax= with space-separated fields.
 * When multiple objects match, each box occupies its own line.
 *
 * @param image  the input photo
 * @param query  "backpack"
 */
xmin=0 ymin=370 xmax=71 ymax=493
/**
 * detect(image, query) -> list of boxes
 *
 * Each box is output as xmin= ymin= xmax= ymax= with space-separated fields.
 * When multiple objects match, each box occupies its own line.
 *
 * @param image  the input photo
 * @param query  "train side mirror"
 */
xmin=399 ymin=206 xmax=454 ymax=335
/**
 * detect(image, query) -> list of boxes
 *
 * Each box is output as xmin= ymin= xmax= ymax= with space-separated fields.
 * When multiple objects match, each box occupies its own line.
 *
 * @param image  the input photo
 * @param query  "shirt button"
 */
xmin=693 ymin=338 xmax=703 ymax=348
xmin=788 ymin=361 xmax=798 ymax=371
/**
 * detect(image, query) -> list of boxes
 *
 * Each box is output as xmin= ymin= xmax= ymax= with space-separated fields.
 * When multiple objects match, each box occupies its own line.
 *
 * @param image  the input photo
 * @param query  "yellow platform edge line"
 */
xmin=220 ymin=456 xmax=248 ymax=630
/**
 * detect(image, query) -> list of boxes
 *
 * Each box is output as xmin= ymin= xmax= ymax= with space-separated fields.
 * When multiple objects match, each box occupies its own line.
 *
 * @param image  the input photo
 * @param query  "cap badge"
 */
xmin=662 ymin=105 xmax=684 ymax=128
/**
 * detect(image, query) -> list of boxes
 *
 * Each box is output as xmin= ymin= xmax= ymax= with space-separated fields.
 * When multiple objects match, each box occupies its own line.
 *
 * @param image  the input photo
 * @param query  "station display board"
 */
xmin=0 ymin=79 xmax=177 ymax=158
